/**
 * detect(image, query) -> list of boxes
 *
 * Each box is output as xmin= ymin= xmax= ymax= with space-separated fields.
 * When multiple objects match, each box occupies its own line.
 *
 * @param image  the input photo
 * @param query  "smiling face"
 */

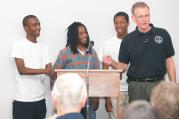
xmin=132 ymin=7 xmax=150 ymax=32
xmin=78 ymin=26 xmax=88 ymax=45
xmin=114 ymin=16 xmax=129 ymax=38
xmin=24 ymin=17 xmax=41 ymax=38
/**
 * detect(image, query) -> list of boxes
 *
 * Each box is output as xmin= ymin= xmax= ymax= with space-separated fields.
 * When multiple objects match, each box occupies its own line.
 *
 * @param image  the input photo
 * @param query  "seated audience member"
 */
xmin=49 ymin=73 xmax=87 ymax=119
xmin=122 ymin=100 xmax=160 ymax=119
xmin=150 ymin=81 xmax=179 ymax=119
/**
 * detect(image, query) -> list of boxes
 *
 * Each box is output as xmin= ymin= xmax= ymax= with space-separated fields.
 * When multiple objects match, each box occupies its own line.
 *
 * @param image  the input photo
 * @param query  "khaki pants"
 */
xmin=128 ymin=80 xmax=162 ymax=103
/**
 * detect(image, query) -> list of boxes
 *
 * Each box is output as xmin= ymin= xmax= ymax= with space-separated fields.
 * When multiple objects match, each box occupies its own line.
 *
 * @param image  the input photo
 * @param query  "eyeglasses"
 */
xmin=135 ymin=14 xmax=150 ymax=19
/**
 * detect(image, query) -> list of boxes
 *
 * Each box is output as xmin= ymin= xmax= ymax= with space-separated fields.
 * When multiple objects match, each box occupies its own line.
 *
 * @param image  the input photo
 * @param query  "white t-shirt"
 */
xmin=98 ymin=36 xmax=128 ymax=91
xmin=11 ymin=38 xmax=52 ymax=102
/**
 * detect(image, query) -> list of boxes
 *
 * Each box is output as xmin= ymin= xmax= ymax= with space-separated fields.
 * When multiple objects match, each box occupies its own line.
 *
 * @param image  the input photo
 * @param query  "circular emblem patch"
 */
xmin=154 ymin=35 xmax=163 ymax=44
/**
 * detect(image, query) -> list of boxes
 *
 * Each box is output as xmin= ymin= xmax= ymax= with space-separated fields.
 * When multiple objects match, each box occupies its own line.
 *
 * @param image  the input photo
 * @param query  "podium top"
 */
xmin=54 ymin=69 xmax=123 ymax=73
xmin=54 ymin=69 xmax=122 ymax=97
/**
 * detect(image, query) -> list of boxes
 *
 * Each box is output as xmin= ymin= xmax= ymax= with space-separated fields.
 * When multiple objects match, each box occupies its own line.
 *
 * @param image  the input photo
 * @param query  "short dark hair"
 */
xmin=23 ymin=15 xmax=37 ymax=26
xmin=113 ymin=12 xmax=129 ymax=23
xmin=66 ymin=22 xmax=90 ymax=54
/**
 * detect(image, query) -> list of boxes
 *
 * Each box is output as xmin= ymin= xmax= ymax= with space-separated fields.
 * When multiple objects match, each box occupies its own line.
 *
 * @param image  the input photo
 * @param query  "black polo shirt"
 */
xmin=118 ymin=24 xmax=175 ymax=79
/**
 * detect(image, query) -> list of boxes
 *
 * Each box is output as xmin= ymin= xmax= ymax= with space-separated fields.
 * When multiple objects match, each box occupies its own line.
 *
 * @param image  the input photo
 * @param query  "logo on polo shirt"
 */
xmin=154 ymin=35 xmax=163 ymax=44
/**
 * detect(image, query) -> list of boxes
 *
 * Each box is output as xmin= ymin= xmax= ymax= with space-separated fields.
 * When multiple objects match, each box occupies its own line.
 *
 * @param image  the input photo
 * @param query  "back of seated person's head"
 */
xmin=150 ymin=81 xmax=179 ymax=119
xmin=52 ymin=73 xmax=87 ymax=112
xmin=123 ymin=100 xmax=160 ymax=119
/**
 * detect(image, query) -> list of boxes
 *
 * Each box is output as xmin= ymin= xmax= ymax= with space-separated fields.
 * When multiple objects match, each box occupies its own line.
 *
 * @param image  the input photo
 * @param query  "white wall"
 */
xmin=0 ymin=0 xmax=179 ymax=119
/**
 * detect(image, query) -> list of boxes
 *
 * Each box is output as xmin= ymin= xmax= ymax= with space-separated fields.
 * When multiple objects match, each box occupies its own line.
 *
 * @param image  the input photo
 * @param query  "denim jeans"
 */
xmin=81 ymin=98 xmax=96 ymax=119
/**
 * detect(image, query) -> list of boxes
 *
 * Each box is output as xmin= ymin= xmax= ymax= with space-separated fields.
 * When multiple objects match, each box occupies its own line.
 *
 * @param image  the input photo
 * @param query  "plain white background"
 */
xmin=0 ymin=0 xmax=179 ymax=119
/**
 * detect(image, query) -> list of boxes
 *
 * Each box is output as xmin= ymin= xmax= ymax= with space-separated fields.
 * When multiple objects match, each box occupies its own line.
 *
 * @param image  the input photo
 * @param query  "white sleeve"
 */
xmin=11 ymin=42 xmax=23 ymax=58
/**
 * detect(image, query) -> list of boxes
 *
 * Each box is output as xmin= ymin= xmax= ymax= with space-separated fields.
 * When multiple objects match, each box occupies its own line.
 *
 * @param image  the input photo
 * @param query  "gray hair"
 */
xmin=123 ymin=100 xmax=160 ymax=119
xmin=151 ymin=82 xmax=179 ymax=119
xmin=52 ymin=73 xmax=87 ymax=108
xmin=131 ymin=2 xmax=150 ymax=14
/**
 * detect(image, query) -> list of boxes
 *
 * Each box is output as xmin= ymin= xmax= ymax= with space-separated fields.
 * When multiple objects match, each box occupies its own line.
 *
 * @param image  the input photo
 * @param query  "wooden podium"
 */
xmin=55 ymin=69 xmax=122 ymax=119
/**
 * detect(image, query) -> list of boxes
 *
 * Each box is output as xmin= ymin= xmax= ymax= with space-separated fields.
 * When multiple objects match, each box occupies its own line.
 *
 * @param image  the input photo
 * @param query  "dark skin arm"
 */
xmin=15 ymin=58 xmax=56 ymax=79
xmin=45 ymin=63 xmax=56 ymax=79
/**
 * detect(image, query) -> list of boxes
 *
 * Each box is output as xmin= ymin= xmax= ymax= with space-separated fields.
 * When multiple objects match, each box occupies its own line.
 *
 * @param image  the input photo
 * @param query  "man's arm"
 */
xmin=45 ymin=63 xmax=56 ymax=79
xmin=15 ymin=58 xmax=53 ymax=76
xmin=111 ymin=60 xmax=128 ymax=72
xmin=103 ymin=55 xmax=128 ymax=72
xmin=166 ymin=57 xmax=176 ymax=82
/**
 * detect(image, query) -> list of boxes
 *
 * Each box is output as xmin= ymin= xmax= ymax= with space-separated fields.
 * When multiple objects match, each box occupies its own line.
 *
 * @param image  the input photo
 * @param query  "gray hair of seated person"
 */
xmin=123 ymin=100 xmax=160 ymax=119
xmin=150 ymin=81 xmax=179 ymax=119
xmin=52 ymin=73 xmax=87 ymax=108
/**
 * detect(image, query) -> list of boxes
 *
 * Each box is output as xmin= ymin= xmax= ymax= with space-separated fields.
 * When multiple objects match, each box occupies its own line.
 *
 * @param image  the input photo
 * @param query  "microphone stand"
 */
xmin=85 ymin=41 xmax=94 ymax=119
xmin=86 ymin=52 xmax=92 ymax=119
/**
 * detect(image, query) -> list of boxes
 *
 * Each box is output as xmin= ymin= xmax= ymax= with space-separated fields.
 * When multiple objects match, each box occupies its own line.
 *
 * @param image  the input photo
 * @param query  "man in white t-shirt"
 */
xmin=98 ymin=12 xmax=129 ymax=119
xmin=11 ymin=15 xmax=55 ymax=119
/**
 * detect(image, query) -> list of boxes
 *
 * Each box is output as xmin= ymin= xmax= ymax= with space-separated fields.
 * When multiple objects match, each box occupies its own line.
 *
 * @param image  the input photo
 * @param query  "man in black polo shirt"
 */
xmin=103 ymin=2 xmax=176 ymax=102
